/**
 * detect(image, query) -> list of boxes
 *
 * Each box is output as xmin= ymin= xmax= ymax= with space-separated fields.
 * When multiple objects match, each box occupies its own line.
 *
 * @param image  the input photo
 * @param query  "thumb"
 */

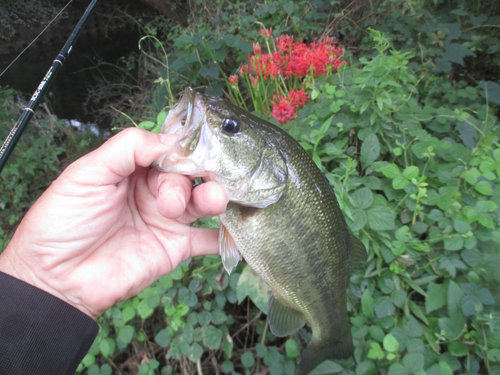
xmin=63 ymin=128 xmax=176 ymax=186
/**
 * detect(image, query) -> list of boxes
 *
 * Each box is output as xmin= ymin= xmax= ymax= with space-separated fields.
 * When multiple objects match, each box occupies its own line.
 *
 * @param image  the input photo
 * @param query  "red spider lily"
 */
xmin=287 ymin=89 xmax=309 ymax=109
xmin=260 ymin=28 xmax=273 ymax=38
xmin=249 ymin=74 xmax=259 ymax=86
xmin=253 ymin=42 xmax=262 ymax=56
xmin=271 ymin=97 xmax=296 ymax=124
xmin=240 ymin=65 xmax=250 ymax=75
xmin=228 ymin=75 xmax=239 ymax=85
xmin=228 ymin=33 xmax=346 ymax=122
xmin=249 ymin=53 xmax=282 ymax=80
xmin=271 ymin=89 xmax=308 ymax=124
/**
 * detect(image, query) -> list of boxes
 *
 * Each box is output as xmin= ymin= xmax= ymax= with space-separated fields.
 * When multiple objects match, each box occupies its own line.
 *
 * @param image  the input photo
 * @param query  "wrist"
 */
xmin=0 ymin=248 xmax=98 ymax=320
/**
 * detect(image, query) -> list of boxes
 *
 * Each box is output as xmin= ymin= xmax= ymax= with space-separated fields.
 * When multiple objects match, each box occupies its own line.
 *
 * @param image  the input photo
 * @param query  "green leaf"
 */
xmin=392 ymin=176 xmax=409 ymax=190
xmin=374 ymin=296 xmax=395 ymax=318
xmin=448 ymin=341 xmax=468 ymax=356
xmin=391 ymin=290 xmax=407 ymax=308
xmin=387 ymin=363 xmax=408 ymax=375
xmin=475 ymin=180 xmax=493 ymax=195
xmin=118 ymin=325 xmax=134 ymax=344
xmin=402 ymin=352 xmax=424 ymax=373
xmin=186 ymin=343 xmax=203 ymax=362
xmin=488 ymin=348 xmax=500 ymax=362
xmin=122 ymin=306 xmax=135 ymax=322
xmin=367 ymin=206 xmax=395 ymax=231
xmin=383 ymin=333 xmax=399 ymax=352
xmin=170 ymin=266 xmax=183 ymax=280
xmin=454 ymin=220 xmax=471 ymax=234
xmin=448 ymin=281 xmax=465 ymax=321
xmin=355 ymin=360 xmax=376 ymax=375
xmin=137 ymin=300 xmax=155 ymax=319
xmin=438 ymin=317 xmax=463 ymax=339
xmin=285 ymin=339 xmax=300 ymax=358
xmin=309 ymin=360 xmax=344 ymax=374
xmin=352 ymin=187 xmax=374 ymax=209
xmin=426 ymin=283 xmax=446 ymax=313
xmin=360 ymin=134 xmax=381 ymax=169
xmin=368 ymin=342 xmax=385 ymax=360
xmin=439 ymin=361 xmax=453 ymax=375
xmin=381 ymin=164 xmax=402 ymax=179
xmin=395 ymin=226 xmax=411 ymax=242
xmin=155 ymin=328 xmax=172 ymax=348
xmin=283 ymin=1 xmax=295 ymax=14
xmin=362 ymin=291 xmax=375 ymax=319
xmin=402 ymin=166 xmax=419 ymax=180
xmin=202 ymin=325 xmax=223 ymax=349
xmin=156 ymin=111 xmax=167 ymax=126
xmin=444 ymin=236 xmax=464 ymax=251
xmin=241 ymin=351 xmax=256 ymax=367
xmin=236 ymin=264 xmax=269 ymax=314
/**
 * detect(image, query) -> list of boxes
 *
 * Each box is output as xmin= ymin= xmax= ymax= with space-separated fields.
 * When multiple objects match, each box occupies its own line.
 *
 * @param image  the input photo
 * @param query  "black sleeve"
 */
xmin=0 ymin=271 xmax=99 ymax=375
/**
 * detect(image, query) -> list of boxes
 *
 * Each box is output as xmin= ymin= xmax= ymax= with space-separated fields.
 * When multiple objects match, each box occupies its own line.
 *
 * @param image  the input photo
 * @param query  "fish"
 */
xmin=153 ymin=87 xmax=367 ymax=375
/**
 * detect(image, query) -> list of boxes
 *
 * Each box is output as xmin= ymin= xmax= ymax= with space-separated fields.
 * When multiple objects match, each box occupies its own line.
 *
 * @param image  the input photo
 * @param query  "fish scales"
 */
xmin=153 ymin=87 xmax=366 ymax=374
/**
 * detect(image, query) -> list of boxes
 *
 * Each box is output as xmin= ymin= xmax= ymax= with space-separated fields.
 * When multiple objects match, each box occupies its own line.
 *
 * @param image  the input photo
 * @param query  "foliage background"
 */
xmin=1 ymin=0 xmax=500 ymax=374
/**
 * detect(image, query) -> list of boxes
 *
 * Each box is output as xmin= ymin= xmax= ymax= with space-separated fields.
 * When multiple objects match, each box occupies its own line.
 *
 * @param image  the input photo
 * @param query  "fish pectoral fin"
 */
xmin=219 ymin=224 xmax=241 ymax=275
xmin=268 ymin=292 xmax=306 ymax=337
xmin=349 ymin=233 xmax=367 ymax=271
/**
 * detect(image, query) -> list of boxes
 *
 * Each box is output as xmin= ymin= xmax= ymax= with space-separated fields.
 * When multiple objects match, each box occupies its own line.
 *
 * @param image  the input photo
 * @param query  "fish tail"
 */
xmin=298 ymin=331 xmax=353 ymax=375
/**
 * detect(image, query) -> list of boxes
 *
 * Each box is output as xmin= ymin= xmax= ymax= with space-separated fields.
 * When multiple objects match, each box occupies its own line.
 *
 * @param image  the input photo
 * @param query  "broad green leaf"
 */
xmin=155 ymin=328 xmax=172 ymax=348
xmin=355 ymin=360 xmax=376 ymax=375
xmin=360 ymin=134 xmax=380 ymax=169
xmin=448 ymin=341 xmax=468 ymax=356
xmin=118 ymin=325 xmax=134 ymax=344
xmin=285 ymin=339 xmax=299 ymax=358
xmin=439 ymin=361 xmax=453 ymax=375
xmin=402 ymin=352 xmax=424 ymax=373
xmin=475 ymin=180 xmax=493 ymax=195
xmin=352 ymin=187 xmax=374 ymax=209
xmin=392 ymin=176 xmax=409 ymax=190
xmin=169 ymin=266 xmax=183 ymax=280
xmin=241 ymin=351 xmax=255 ymax=367
xmin=374 ymin=296 xmax=395 ymax=318
xmin=236 ymin=264 xmax=269 ymax=314
xmin=188 ymin=343 xmax=203 ymax=362
xmin=426 ymin=283 xmax=446 ymax=313
xmin=381 ymin=163 xmax=402 ymax=179
xmin=202 ymin=325 xmax=223 ymax=349
xmin=402 ymin=166 xmax=419 ymax=179
xmin=367 ymin=206 xmax=395 ymax=230
xmin=448 ymin=280 xmax=465 ymax=321
xmin=438 ymin=317 xmax=463 ymax=340
xmin=368 ymin=342 xmax=385 ymax=360
xmin=387 ymin=363 xmax=408 ymax=375
xmin=362 ymin=290 xmax=375 ymax=319
xmin=309 ymin=360 xmax=344 ymax=374
xmin=444 ymin=236 xmax=464 ymax=251
xmin=383 ymin=333 xmax=399 ymax=352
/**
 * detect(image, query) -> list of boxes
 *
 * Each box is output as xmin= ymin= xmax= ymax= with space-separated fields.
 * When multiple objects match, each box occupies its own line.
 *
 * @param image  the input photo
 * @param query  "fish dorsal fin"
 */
xmin=268 ymin=292 xmax=306 ymax=337
xmin=219 ymin=224 xmax=241 ymax=275
xmin=349 ymin=233 xmax=367 ymax=271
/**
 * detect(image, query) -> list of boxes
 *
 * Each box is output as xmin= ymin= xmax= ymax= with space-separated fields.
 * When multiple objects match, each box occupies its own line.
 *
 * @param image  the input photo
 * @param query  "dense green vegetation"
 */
xmin=1 ymin=0 xmax=499 ymax=374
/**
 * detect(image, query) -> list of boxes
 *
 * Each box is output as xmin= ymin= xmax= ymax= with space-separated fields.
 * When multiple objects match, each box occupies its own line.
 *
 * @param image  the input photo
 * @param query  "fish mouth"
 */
xmin=153 ymin=87 xmax=209 ymax=175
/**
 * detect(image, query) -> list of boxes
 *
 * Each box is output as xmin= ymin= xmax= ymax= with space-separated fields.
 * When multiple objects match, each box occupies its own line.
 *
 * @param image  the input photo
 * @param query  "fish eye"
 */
xmin=221 ymin=118 xmax=240 ymax=134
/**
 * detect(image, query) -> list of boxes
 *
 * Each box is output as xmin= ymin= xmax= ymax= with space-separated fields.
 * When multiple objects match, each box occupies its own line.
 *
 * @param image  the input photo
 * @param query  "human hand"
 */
xmin=0 ymin=128 xmax=228 ymax=319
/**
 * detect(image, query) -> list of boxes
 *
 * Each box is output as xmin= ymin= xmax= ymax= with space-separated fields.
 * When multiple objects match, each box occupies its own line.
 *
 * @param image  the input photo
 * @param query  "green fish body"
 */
xmin=154 ymin=87 xmax=366 ymax=375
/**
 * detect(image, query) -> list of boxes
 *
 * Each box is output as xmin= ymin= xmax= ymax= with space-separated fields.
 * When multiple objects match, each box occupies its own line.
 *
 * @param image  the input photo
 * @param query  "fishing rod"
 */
xmin=0 ymin=0 xmax=101 ymax=173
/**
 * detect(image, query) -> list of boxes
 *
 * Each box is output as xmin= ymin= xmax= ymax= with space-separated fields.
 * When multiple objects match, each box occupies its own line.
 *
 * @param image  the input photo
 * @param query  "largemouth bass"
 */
xmin=153 ymin=87 xmax=367 ymax=375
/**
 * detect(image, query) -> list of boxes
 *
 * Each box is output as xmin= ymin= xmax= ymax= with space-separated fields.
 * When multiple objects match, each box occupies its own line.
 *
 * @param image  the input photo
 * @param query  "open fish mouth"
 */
xmin=153 ymin=87 xmax=209 ymax=175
